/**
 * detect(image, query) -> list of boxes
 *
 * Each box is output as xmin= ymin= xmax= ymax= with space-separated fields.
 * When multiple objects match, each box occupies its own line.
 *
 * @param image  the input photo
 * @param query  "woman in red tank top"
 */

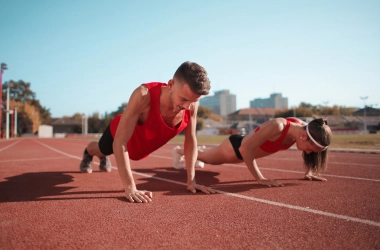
xmin=173 ymin=117 xmax=332 ymax=187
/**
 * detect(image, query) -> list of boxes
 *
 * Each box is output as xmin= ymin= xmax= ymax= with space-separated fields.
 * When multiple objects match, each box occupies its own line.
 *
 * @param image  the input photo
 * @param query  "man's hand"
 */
xmin=187 ymin=183 xmax=216 ymax=194
xmin=304 ymin=174 xmax=327 ymax=181
xmin=258 ymin=178 xmax=284 ymax=187
xmin=125 ymin=189 xmax=153 ymax=203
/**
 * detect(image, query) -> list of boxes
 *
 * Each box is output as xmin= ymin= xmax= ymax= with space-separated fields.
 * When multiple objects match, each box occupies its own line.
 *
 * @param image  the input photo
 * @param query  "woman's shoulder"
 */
xmin=262 ymin=118 xmax=287 ymax=133
xmin=285 ymin=117 xmax=307 ymax=125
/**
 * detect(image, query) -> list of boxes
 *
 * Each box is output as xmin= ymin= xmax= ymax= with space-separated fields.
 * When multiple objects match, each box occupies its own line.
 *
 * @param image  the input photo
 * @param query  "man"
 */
xmin=79 ymin=61 xmax=215 ymax=203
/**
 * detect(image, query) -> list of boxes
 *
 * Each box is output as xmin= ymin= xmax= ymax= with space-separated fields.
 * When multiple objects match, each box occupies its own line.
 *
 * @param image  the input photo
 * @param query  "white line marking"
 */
xmin=32 ymin=140 xmax=380 ymax=228
xmin=222 ymin=164 xmax=380 ymax=182
xmin=262 ymin=157 xmax=380 ymax=168
xmin=0 ymin=156 xmax=69 ymax=163
xmin=151 ymin=155 xmax=380 ymax=182
xmin=130 ymin=170 xmax=380 ymax=227
xmin=0 ymin=140 xmax=22 ymax=152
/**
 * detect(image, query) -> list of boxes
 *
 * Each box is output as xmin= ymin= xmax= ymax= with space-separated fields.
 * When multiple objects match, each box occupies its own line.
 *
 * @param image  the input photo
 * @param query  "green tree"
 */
xmin=1 ymin=80 xmax=51 ymax=135
xmin=197 ymin=106 xmax=212 ymax=118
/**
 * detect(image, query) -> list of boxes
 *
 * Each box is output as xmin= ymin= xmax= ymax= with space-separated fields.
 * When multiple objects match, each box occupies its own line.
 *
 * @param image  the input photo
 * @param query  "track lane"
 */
xmin=1 ymin=138 xmax=379 ymax=249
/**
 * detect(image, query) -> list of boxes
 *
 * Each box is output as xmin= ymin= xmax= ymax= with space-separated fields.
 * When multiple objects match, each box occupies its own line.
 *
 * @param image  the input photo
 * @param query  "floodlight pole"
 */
xmin=1 ymin=63 xmax=8 ymax=138
xmin=6 ymin=83 xmax=12 ymax=139
xmin=14 ymin=104 xmax=18 ymax=137
xmin=322 ymin=101 xmax=329 ymax=116
xmin=82 ymin=115 xmax=88 ymax=135
xmin=360 ymin=96 xmax=368 ymax=134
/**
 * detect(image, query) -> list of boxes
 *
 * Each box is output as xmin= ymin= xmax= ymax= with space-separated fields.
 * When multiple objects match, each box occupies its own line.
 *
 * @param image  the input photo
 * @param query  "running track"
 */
xmin=1 ymin=138 xmax=379 ymax=249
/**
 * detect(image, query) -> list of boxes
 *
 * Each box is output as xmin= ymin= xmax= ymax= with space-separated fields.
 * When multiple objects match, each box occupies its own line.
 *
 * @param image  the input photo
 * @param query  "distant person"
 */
xmin=79 ymin=61 xmax=215 ymax=203
xmin=173 ymin=118 xmax=332 ymax=187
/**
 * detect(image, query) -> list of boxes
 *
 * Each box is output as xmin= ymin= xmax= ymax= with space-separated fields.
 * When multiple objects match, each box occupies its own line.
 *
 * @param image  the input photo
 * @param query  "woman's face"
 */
xmin=296 ymin=137 xmax=325 ymax=154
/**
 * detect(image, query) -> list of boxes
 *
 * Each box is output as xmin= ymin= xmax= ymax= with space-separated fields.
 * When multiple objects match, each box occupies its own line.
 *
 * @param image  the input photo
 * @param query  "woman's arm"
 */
xmin=239 ymin=118 xmax=286 ymax=187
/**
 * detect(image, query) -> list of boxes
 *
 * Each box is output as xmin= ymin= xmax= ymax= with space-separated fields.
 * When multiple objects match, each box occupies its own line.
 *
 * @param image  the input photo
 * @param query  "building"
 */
xmin=51 ymin=117 xmax=82 ymax=134
xmin=250 ymin=93 xmax=288 ymax=109
xmin=227 ymin=108 xmax=277 ymax=133
xmin=199 ymin=90 xmax=236 ymax=118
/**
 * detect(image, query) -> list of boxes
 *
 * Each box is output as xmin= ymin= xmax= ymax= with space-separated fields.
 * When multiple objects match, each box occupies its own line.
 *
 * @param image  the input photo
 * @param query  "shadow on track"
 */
xmin=0 ymin=172 xmax=79 ymax=202
xmin=133 ymin=167 xmax=301 ymax=195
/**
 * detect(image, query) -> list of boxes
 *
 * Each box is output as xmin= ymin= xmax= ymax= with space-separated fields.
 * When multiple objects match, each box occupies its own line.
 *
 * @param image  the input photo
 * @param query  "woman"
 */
xmin=172 ymin=117 xmax=332 ymax=187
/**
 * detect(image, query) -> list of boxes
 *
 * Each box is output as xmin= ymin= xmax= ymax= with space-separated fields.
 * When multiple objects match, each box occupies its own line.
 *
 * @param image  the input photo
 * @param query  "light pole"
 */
xmin=322 ymin=101 xmax=329 ymax=116
xmin=6 ymin=83 xmax=12 ymax=139
xmin=14 ymin=104 xmax=18 ymax=137
xmin=82 ymin=115 xmax=88 ymax=135
xmin=360 ymin=96 xmax=368 ymax=134
xmin=1 ymin=63 xmax=8 ymax=138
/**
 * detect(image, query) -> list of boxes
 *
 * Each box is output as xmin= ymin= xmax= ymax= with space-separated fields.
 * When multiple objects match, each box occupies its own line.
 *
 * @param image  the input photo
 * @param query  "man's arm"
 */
xmin=183 ymin=102 xmax=215 ymax=194
xmin=113 ymin=85 xmax=152 ymax=203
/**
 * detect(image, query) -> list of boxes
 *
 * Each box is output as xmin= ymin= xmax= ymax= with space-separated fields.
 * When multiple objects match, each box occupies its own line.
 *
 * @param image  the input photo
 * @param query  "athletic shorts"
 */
xmin=229 ymin=134 xmax=244 ymax=160
xmin=98 ymin=124 xmax=114 ymax=156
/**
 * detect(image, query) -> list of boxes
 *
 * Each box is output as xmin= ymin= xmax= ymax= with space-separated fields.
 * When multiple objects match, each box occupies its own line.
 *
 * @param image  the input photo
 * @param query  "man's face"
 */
xmin=169 ymin=80 xmax=201 ymax=112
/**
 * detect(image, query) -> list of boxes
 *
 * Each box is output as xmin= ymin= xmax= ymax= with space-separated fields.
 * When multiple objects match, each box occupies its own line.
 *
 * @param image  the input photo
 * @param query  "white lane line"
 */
xmin=128 ymin=169 xmax=380 ymax=227
xmin=222 ymin=164 xmax=380 ymax=182
xmin=0 ymin=140 xmax=22 ymax=153
xmin=0 ymin=156 xmax=69 ymax=163
xmin=151 ymin=155 xmax=380 ymax=182
xmin=33 ymin=140 xmax=380 ymax=228
xmin=261 ymin=157 xmax=380 ymax=168
xmin=34 ymin=140 xmax=82 ymax=160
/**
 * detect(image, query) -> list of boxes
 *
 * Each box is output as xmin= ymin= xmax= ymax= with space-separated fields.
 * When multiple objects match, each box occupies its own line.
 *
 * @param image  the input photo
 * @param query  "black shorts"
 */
xmin=98 ymin=124 xmax=114 ymax=156
xmin=229 ymin=134 xmax=244 ymax=160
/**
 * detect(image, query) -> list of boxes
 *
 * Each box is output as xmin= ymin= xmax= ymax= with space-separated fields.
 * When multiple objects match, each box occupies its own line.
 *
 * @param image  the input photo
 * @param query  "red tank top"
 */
xmin=109 ymin=82 xmax=191 ymax=160
xmin=255 ymin=118 xmax=301 ymax=153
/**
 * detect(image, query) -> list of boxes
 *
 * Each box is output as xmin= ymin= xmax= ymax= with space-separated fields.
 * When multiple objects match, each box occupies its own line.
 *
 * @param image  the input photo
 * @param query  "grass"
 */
xmin=169 ymin=133 xmax=380 ymax=150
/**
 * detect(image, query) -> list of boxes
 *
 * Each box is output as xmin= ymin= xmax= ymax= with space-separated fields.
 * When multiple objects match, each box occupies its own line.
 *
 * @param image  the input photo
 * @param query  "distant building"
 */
xmin=51 ymin=117 xmax=82 ymax=133
xmin=227 ymin=108 xmax=276 ymax=123
xmin=352 ymin=106 xmax=380 ymax=117
xmin=227 ymin=108 xmax=277 ymax=133
xmin=250 ymin=93 xmax=288 ymax=109
xmin=199 ymin=90 xmax=236 ymax=118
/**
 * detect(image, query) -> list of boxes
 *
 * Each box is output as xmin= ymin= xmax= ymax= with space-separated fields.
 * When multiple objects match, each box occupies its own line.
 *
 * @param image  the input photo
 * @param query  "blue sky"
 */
xmin=1 ymin=0 xmax=379 ymax=117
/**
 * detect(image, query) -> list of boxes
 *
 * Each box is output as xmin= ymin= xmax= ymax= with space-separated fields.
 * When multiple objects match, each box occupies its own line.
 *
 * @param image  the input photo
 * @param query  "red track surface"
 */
xmin=1 ymin=138 xmax=379 ymax=249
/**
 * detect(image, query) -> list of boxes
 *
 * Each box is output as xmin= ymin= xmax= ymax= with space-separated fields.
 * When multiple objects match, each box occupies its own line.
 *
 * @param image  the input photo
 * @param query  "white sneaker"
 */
xmin=172 ymin=146 xmax=185 ymax=169
xmin=197 ymin=145 xmax=206 ymax=152
xmin=195 ymin=160 xmax=205 ymax=168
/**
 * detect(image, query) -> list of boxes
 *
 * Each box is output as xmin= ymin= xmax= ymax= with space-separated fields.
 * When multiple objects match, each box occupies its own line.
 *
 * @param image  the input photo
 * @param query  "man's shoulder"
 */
xmin=142 ymin=82 xmax=167 ymax=89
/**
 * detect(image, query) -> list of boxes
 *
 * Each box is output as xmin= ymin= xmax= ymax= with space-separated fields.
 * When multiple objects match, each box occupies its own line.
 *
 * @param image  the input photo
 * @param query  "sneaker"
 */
xmin=99 ymin=156 xmax=112 ymax=172
xmin=195 ymin=160 xmax=205 ymax=168
xmin=80 ymin=150 xmax=93 ymax=173
xmin=172 ymin=146 xmax=185 ymax=169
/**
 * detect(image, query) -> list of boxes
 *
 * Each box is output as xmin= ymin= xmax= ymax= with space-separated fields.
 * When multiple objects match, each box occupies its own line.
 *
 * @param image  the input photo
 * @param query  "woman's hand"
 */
xmin=125 ymin=189 xmax=153 ymax=203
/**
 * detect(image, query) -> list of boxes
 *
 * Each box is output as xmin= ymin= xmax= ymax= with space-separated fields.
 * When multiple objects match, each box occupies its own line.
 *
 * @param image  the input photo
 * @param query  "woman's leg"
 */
xmin=176 ymin=138 xmax=242 ymax=165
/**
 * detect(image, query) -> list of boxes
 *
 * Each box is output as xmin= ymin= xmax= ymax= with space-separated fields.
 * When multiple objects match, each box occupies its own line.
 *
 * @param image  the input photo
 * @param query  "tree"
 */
xmin=197 ymin=106 xmax=212 ymax=118
xmin=275 ymin=102 xmax=358 ymax=118
xmin=1 ymin=80 xmax=51 ymax=135
xmin=110 ymin=102 xmax=128 ymax=117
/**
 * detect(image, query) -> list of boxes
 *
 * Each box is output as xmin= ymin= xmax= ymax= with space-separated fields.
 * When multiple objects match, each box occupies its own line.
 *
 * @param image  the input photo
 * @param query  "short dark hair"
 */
xmin=303 ymin=118 xmax=333 ymax=173
xmin=173 ymin=61 xmax=211 ymax=95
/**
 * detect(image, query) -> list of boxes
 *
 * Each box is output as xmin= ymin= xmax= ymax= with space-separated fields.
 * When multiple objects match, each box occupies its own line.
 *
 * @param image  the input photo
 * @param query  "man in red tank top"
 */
xmin=79 ymin=61 xmax=215 ymax=203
